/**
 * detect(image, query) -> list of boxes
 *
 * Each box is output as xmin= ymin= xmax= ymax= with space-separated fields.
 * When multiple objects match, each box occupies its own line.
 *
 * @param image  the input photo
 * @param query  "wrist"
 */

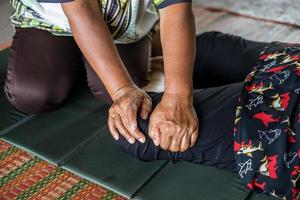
xmin=162 ymin=92 xmax=193 ymax=105
xmin=111 ymin=82 xmax=138 ymax=101
xmin=164 ymin=80 xmax=192 ymax=98
xmin=164 ymin=83 xmax=192 ymax=104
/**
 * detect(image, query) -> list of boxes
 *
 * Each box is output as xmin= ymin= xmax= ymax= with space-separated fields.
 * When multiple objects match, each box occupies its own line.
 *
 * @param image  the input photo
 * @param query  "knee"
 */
xmin=114 ymin=137 xmax=142 ymax=160
xmin=113 ymin=116 xmax=157 ymax=161
xmin=113 ymin=92 xmax=163 ymax=161
xmin=195 ymin=31 xmax=224 ymax=64
xmin=4 ymin=82 xmax=68 ymax=114
xmin=114 ymin=137 xmax=157 ymax=162
xmin=196 ymin=31 xmax=223 ymax=44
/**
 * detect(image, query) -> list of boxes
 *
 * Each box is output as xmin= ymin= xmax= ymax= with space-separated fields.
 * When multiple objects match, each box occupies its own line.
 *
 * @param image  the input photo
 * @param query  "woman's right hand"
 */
xmin=108 ymin=84 xmax=152 ymax=144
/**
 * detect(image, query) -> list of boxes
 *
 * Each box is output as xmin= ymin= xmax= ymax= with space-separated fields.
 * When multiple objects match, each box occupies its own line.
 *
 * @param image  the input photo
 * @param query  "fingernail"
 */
xmin=114 ymin=135 xmax=119 ymax=140
xmin=129 ymin=138 xmax=135 ymax=144
xmin=139 ymin=137 xmax=146 ymax=143
xmin=153 ymin=140 xmax=159 ymax=146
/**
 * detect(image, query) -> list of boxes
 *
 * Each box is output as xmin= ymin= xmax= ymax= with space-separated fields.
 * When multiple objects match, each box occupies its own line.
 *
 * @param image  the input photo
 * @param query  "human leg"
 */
xmin=114 ymin=83 xmax=244 ymax=172
xmin=84 ymin=36 xmax=151 ymax=104
xmin=193 ymin=31 xmax=267 ymax=88
xmin=4 ymin=28 xmax=83 ymax=113
xmin=233 ymin=41 xmax=300 ymax=199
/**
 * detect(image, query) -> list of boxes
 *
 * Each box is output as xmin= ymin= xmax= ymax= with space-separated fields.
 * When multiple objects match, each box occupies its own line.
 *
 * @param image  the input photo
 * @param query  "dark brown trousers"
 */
xmin=4 ymin=28 xmax=151 ymax=113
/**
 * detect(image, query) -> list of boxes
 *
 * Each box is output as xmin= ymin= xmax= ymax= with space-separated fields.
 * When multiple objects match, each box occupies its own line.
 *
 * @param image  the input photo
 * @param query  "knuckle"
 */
xmin=116 ymin=125 xmax=123 ymax=135
xmin=120 ymin=130 xmax=129 ymax=139
xmin=145 ymin=98 xmax=152 ymax=107
xmin=119 ymin=114 xmax=127 ymax=122
xmin=128 ymin=113 xmax=136 ymax=121
xmin=148 ymin=130 xmax=155 ymax=139
xmin=114 ymin=118 xmax=121 ymax=125
xmin=116 ymin=123 xmax=124 ymax=132
xmin=132 ymin=104 xmax=139 ymax=112
xmin=170 ymin=146 xmax=179 ymax=152
xmin=121 ymin=116 xmax=128 ymax=125
xmin=116 ymin=103 xmax=123 ymax=111
xmin=109 ymin=108 xmax=115 ymax=115
xmin=122 ymin=134 xmax=130 ymax=140
xmin=108 ymin=119 xmax=113 ymax=127
xmin=130 ymin=130 xmax=139 ymax=138
xmin=143 ymin=103 xmax=151 ymax=111
xmin=161 ymin=145 xmax=168 ymax=151
xmin=190 ymin=124 xmax=197 ymax=132
xmin=180 ymin=146 xmax=188 ymax=152
xmin=174 ymin=128 xmax=181 ymax=135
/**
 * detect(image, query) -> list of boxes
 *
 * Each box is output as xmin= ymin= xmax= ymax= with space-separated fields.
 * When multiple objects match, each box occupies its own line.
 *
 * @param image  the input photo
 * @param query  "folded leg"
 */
xmin=114 ymin=83 xmax=244 ymax=172
xmin=4 ymin=28 xmax=83 ymax=114
xmin=114 ymin=32 xmax=269 ymax=171
xmin=193 ymin=31 xmax=267 ymax=88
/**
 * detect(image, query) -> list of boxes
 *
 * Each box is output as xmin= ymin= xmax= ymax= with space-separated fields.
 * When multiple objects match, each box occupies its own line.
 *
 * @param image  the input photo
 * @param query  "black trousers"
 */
xmin=115 ymin=31 xmax=268 ymax=172
xmin=4 ymin=28 xmax=151 ymax=113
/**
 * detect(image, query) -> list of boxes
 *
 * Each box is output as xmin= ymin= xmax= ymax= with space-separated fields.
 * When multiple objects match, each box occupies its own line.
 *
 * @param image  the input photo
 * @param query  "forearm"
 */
xmin=160 ymin=3 xmax=196 ymax=102
xmin=62 ymin=0 xmax=134 ymax=99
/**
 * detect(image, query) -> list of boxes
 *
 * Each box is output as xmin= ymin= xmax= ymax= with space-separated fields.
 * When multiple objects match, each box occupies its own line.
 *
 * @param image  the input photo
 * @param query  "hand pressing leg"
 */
xmin=112 ymin=83 xmax=244 ymax=172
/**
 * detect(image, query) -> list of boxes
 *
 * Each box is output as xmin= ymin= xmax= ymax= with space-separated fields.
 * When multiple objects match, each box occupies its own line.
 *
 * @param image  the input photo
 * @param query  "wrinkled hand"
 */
xmin=149 ymin=93 xmax=199 ymax=152
xmin=108 ymin=85 xmax=152 ymax=144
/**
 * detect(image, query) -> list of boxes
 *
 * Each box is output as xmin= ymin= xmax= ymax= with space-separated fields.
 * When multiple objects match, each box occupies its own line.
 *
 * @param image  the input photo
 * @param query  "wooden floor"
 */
xmin=193 ymin=6 xmax=300 ymax=43
xmin=0 ymin=1 xmax=13 ymax=44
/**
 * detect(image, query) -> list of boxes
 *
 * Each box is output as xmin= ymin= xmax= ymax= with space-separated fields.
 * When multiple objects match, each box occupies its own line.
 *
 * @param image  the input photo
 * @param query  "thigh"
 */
xmin=84 ymin=36 xmax=151 ymax=104
xmin=193 ymin=31 xmax=267 ymax=89
xmin=4 ymin=28 xmax=83 ymax=113
xmin=114 ymin=83 xmax=244 ymax=171
xmin=190 ymin=83 xmax=243 ymax=171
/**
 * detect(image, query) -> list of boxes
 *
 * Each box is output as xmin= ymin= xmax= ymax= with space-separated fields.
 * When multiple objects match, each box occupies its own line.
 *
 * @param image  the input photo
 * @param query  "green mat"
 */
xmin=0 ymin=47 xmax=277 ymax=199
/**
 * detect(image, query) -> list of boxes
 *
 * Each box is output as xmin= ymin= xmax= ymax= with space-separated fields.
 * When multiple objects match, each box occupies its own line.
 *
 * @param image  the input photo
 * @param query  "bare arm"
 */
xmin=62 ymin=0 xmax=152 ymax=144
xmin=160 ymin=2 xmax=196 ymax=101
xmin=149 ymin=3 xmax=199 ymax=152
xmin=61 ymin=0 xmax=133 ymax=98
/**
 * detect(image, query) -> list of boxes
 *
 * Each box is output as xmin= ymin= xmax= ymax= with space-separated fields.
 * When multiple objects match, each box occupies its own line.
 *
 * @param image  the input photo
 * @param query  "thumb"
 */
xmin=140 ymin=96 xmax=152 ymax=120
xmin=149 ymin=124 xmax=160 ymax=146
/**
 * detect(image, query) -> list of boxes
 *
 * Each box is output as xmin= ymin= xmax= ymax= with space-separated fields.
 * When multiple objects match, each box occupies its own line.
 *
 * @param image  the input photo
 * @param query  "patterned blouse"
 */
xmin=9 ymin=0 xmax=191 ymax=43
xmin=234 ymin=42 xmax=300 ymax=200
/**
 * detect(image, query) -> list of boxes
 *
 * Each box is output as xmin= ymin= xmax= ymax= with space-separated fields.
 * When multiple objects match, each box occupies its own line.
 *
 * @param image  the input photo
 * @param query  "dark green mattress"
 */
xmin=0 ymin=48 xmax=276 ymax=200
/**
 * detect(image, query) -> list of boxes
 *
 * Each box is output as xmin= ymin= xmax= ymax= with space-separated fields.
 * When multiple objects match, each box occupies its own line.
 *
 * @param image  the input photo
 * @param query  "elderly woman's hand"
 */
xmin=148 ymin=93 xmax=199 ymax=152
xmin=108 ymin=85 xmax=152 ymax=144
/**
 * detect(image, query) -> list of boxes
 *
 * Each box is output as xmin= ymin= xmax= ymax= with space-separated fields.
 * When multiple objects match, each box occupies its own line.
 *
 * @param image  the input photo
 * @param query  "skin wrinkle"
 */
xmin=62 ymin=0 xmax=198 ymax=153
xmin=113 ymin=85 xmax=239 ymax=169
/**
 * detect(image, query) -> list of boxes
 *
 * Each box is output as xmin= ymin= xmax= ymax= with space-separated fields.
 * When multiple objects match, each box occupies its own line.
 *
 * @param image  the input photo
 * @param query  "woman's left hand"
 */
xmin=148 ymin=93 xmax=199 ymax=152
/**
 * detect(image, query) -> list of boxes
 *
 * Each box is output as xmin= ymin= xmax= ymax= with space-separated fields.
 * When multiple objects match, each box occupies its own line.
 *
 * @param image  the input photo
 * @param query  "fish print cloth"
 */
xmin=234 ymin=42 xmax=300 ymax=200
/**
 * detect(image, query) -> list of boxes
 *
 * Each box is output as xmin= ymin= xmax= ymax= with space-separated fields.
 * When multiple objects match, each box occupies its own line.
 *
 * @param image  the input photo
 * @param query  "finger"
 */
xmin=149 ymin=125 xmax=160 ymax=146
xmin=169 ymin=132 xmax=181 ymax=152
xmin=123 ymin=107 xmax=146 ymax=143
xmin=140 ymin=97 xmax=152 ymax=120
xmin=160 ymin=133 xmax=172 ymax=151
xmin=190 ymin=119 xmax=199 ymax=147
xmin=190 ymin=129 xmax=198 ymax=148
xmin=115 ymin=114 xmax=135 ymax=144
xmin=180 ymin=134 xmax=190 ymax=152
xmin=159 ymin=125 xmax=172 ymax=150
xmin=108 ymin=116 xmax=119 ymax=140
